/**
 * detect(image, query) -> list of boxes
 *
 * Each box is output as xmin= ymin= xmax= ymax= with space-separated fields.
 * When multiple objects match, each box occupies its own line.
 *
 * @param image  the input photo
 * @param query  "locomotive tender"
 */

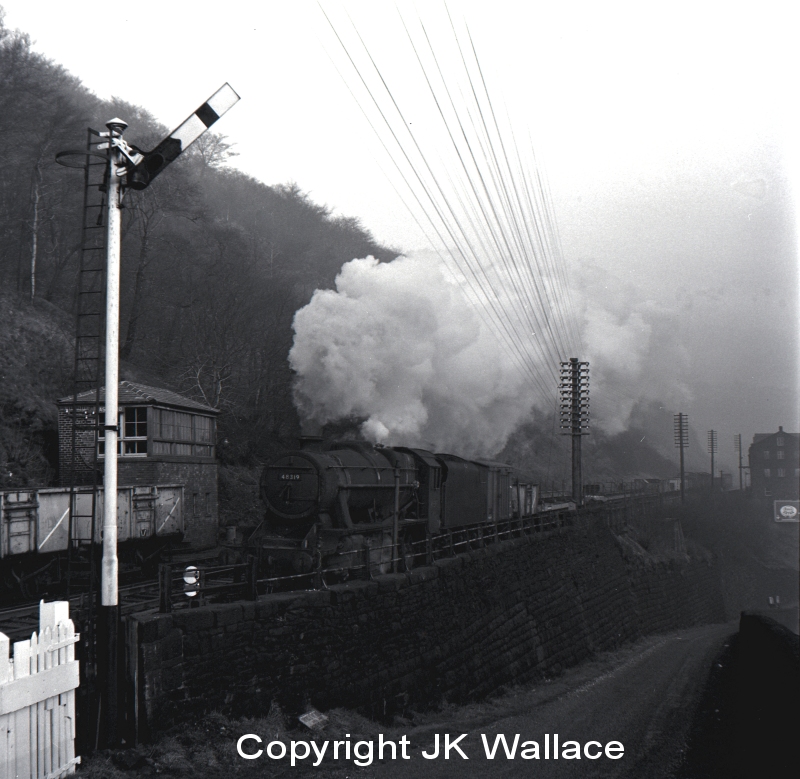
xmin=254 ymin=437 xmax=538 ymax=577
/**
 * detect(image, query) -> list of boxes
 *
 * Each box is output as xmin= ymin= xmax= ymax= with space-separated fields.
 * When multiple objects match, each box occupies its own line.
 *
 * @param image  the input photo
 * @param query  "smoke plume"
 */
xmin=573 ymin=257 xmax=692 ymax=436
xmin=290 ymin=252 xmax=692 ymax=458
xmin=290 ymin=254 xmax=536 ymax=457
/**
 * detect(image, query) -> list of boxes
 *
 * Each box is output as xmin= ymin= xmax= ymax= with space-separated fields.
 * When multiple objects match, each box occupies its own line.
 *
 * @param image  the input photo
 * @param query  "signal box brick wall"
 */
xmin=129 ymin=520 xmax=726 ymax=738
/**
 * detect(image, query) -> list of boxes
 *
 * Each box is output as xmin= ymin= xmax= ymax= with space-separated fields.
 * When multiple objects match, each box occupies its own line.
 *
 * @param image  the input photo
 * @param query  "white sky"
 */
xmin=3 ymin=0 xmax=798 ymax=466
xmin=3 ymin=0 xmax=794 ymax=248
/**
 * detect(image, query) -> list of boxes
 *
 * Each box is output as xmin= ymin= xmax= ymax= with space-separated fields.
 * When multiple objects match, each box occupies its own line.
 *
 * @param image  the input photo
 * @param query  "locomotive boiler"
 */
xmin=252 ymin=437 xmax=538 ymax=578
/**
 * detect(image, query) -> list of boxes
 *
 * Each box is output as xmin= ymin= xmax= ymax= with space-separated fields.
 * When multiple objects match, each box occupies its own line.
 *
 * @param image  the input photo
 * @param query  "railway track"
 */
xmin=1 ymin=493 xmax=679 ymax=641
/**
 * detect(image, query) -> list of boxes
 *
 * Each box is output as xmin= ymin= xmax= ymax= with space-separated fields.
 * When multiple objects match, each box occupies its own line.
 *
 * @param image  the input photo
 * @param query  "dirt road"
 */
xmin=324 ymin=622 xmax=735 ymax=779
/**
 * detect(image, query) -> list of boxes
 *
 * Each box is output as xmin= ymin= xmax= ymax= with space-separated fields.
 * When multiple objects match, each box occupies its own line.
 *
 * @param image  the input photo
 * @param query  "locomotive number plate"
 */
xmin=279 ymin=473 xmax=302 ymax=480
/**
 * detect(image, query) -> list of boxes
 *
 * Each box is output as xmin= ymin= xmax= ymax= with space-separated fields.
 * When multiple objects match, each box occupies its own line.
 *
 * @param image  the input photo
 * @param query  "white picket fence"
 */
xmin=0 ymin=602 xmax=80 ymax=779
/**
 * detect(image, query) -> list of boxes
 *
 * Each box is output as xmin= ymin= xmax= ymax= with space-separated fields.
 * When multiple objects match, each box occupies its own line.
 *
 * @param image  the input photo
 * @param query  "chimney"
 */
xmin=299 ymin=419 xmax=323 ymax=452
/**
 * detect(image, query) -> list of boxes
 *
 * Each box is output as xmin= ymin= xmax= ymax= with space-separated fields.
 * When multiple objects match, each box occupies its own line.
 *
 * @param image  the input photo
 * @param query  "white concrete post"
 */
xmin=101 ymin=120 xmax=125 ymax=607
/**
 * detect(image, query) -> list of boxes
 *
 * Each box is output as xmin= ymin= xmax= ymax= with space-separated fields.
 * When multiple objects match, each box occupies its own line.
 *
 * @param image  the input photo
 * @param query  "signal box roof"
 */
xmin=58 ymin=380 xmax=218 ymax=414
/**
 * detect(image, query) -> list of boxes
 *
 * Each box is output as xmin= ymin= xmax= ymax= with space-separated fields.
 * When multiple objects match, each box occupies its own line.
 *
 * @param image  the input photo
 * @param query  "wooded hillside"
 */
xmin=0 ymin=10 xmax=397 ymax=489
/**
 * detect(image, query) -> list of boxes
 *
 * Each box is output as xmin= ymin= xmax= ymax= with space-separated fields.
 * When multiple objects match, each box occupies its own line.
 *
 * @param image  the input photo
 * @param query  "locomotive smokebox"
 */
xmin=260 ymin=444 xmax=417 ymax=526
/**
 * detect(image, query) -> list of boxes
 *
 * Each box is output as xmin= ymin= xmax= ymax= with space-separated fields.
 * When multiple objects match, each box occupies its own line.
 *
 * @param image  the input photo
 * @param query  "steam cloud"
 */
xmin=574 ymin=257 xmax=692 ymax=436
xmin=290 ymin=255 xmax=535 ymax=457
xmin=290 ymin=254 xmax=691 ymax=457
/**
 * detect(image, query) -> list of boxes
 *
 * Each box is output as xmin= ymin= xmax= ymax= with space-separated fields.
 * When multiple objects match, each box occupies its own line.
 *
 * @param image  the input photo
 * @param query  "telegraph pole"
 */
xmin=734 ymin=433 xmax=743 ymax=491
xmin=560 ymin=358 xmax=590 ymax=506
xmin=707 ymin=430 xmax=718 ymax=493
xmin=674 ymin=413 xmax=688 ymax=503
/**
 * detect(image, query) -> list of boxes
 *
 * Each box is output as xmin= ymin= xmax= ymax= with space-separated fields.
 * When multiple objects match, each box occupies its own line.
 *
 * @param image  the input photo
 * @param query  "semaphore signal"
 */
xmin=126 ymin=83 xmax=240 ymax=189
xmin=55 ymin=84 xmax=239 ymax=748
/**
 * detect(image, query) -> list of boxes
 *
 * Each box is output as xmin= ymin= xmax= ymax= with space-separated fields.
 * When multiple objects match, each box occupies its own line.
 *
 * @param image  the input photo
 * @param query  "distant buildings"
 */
xmin=748 ymin=426 xmax=800 ymax=500
xmin=664 ymin=471 xmax=712 ymax=492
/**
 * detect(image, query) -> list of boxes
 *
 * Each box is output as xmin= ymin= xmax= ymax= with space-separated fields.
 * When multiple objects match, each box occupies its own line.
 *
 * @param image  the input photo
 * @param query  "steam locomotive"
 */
xmin=249 ymin=438 xmax=539 ymax=578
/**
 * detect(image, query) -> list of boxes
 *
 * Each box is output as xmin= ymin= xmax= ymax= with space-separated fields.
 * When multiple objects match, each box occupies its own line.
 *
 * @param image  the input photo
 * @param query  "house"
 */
xmin=748 ymin=427 xmax=800 ymax=500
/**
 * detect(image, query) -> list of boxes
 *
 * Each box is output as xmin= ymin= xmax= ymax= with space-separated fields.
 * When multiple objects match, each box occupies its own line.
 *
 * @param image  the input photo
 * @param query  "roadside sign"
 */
xmin=774 ymin=500 xmax=799 ymax=522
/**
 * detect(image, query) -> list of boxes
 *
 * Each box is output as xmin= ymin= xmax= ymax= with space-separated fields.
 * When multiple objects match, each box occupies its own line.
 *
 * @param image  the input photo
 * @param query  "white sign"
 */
xmin=774 ymin=501 xmax=799 ymax=522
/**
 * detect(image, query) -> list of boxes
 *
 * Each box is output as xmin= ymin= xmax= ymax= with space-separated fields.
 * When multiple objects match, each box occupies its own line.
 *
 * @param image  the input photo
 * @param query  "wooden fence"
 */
xmin=0 ymin=602 xmax=80 ymax=779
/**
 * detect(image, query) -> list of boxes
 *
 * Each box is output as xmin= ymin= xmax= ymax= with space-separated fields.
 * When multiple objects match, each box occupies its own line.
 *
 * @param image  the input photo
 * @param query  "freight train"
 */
xmin=247 ymin=439 xmax=539 ymax=578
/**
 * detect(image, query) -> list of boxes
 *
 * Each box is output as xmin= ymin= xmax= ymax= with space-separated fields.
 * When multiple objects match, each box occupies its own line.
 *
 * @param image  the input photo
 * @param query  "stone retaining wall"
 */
xmin=128 ymin=521 xmax=725 ymax=738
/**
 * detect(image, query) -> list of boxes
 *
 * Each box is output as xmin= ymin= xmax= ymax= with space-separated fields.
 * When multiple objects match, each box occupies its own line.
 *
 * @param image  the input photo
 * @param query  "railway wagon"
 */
xmin=0 ymin=484 xmax=184 ymax=597
xmin=0 ymin=485 xmax=184 ymax=556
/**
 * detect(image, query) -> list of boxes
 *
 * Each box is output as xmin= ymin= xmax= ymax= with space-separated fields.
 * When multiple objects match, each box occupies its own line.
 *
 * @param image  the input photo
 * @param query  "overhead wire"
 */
xmin=404 ymin=16 xmax=560 ymax=393
xmin=318 ymin=7 xmax=542 ymax=390
xmin=320 ymin=1 xmax=586 ymax=414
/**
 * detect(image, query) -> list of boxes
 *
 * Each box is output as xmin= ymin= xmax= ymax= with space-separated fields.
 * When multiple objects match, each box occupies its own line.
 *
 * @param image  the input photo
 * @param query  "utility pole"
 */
xmin=708 ymin=430 xmax=718 ymax=493
xmin=674 ymin=413 xmax=688 ymax=503
xmin=559 ymin=358 xmax=590 ymax=506
xmin=56 ymin=84 xmax=239 ymax=747
xmin=734 ymin=434 xmax=743 ymax=491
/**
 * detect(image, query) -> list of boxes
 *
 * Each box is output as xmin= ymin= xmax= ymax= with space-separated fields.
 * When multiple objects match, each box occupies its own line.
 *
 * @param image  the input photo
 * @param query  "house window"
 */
xmin=98 ymin=407 xmax=148 ymax=456
xmin=764 ymin=469 xmax=771 ymax=478
xmin=763 ymin=451 xmax=770 ymax=459
xmin=777 ymin=437 xmax=784 ymax=447
xmin=777 ymin=450 xmax=784 ymax=460
xmin=777 ymin=468 xmax=785 ymax=478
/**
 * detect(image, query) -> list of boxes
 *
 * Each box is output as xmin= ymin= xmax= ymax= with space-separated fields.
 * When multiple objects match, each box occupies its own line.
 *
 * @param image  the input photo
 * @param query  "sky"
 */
xmin=2 ymin=0 xmax=798 ymax=472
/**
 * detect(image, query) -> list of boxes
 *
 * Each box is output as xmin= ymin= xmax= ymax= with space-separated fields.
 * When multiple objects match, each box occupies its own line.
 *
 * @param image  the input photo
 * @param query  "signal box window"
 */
xmin=123 ymin=407 xmax=147 ymax=453
xmin=152 ymin=409 xmax=215 ymax=457
xmin=99 ymin=407 xmax=148 ymax=456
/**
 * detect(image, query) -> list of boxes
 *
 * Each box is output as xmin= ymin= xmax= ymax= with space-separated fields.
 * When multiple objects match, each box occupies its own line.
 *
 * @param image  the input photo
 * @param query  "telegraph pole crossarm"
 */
xmin=734 ymin=433 xmax=743 ymax=491
xmin=674 ymin=413 xmax=688 ymax=503
xmin=560 ymin=358 xmax=590 ymax=507
xmin=707 ymin=430 xmax=718 ymax=494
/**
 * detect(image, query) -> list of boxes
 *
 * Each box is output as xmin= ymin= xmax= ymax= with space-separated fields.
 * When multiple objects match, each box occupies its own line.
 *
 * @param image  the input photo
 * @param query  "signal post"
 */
xmin=56 ymin=85 xmax=239 ymax=747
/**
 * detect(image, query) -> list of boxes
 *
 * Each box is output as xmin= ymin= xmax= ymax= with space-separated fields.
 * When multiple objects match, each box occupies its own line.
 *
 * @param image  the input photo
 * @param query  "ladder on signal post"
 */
xmin=58 ymin=130 xmax=111 ymax=733
xmin=65 ymin=128 xmax=108 ymax=581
